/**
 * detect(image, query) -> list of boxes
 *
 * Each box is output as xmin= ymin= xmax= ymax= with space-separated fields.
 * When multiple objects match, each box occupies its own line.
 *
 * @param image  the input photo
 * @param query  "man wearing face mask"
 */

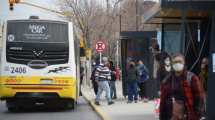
xmin=159 ymin=53 xmax=204 ymax=120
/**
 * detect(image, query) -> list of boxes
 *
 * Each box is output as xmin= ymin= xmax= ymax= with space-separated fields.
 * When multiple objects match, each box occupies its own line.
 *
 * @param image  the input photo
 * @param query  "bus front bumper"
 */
xmin=0 ymin=84 xmax=77 ymax=101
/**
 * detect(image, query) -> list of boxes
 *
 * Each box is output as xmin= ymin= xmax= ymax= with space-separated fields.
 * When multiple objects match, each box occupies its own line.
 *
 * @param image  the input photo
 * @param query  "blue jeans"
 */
xmin=96 ymin=81 xmax=111 ymax=103
xmin=127 ymin=81 xmax=138 ymax=102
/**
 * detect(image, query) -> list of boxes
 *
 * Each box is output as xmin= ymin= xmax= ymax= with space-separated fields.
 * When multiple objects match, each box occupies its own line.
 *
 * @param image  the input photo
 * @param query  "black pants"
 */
xmin=92 ymin=81 xmax=98 ymax=95
xmin=80 ymin=77 xmax=83 ymax=96
xmin=110 ymin=81 xmax=117 ymax=98
xmin=138 ymin=82 xmax=147 ymax=99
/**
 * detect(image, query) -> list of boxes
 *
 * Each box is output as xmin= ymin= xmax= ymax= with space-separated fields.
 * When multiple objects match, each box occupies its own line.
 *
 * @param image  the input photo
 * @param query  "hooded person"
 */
xmin=126 ymin=60 xmax=139 ymax=103
xmin=136 ymin=60 xmax=149 ymax=102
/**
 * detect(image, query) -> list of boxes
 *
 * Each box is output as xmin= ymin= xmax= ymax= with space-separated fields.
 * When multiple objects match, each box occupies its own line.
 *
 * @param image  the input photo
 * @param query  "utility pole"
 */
xmin=106 ymin=0 xmax=110 ymax=14
xmin=136 ymin=0 xmax=138 ymax=31
xmin=119 ymin=14 xmax=122 ymax=32
xmin=118 ymin=0 xmax=122 ymax=68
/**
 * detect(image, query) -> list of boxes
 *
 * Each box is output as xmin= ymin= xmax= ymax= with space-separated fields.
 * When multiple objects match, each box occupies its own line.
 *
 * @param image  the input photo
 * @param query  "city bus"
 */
xmin=0 ymin=16 xmax=80 ymax=111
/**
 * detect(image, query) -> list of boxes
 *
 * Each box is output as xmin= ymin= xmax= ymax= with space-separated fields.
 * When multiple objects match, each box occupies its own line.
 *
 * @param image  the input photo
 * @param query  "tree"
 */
xmin=120 ymin=0 xmax=157 ymax=31
xmin=57 ymin=0 xmax=157 ymax=60
xmin=58 ymin=0 xmax=123 ymax=60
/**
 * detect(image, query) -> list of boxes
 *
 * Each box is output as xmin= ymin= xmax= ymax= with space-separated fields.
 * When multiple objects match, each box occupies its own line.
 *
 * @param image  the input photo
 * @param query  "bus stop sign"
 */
xmin=96 ymin=41 xmax=106 ymax=52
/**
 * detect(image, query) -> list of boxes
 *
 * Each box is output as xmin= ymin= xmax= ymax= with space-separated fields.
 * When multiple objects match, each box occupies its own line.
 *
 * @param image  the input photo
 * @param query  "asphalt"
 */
xmin=0 ymin=97 xmax=101 ymax=120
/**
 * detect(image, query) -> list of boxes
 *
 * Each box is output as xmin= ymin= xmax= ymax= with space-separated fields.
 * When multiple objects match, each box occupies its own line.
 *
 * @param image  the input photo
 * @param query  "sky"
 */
xmin=0 ymin=0 xmax=62 ymax=22
xmin=0 ymin=0 xmax=159 ymax=22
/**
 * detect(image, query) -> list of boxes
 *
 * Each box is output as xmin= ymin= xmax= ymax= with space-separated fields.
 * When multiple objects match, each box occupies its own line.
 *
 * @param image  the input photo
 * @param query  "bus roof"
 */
xmin=7 ymin=19 xmax=69 ymax=24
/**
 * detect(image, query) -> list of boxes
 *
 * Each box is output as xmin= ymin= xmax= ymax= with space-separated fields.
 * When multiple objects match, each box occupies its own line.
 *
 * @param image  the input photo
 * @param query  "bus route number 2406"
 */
xmin=10 ymin=67 xmax=27 ymax=74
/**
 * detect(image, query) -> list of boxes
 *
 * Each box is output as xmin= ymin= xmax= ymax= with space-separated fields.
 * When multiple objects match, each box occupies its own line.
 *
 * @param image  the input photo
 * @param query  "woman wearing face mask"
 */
xmin=159 ymin=53 xmax=204 ymax=120
xmin=198 ymin=58 xmax=208 ymax=119
xmin=155 ymin=52 xmax=171 ymax=97
xmin=199 ymin=58 xmax=208 ymax=93
xmin=159 ymin=55 xmax=173 ymax=120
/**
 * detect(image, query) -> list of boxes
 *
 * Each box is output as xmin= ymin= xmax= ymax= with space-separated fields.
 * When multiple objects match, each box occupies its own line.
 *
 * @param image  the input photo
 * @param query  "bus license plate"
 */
xmin=40 ymin=80 xmax=53 ymax=84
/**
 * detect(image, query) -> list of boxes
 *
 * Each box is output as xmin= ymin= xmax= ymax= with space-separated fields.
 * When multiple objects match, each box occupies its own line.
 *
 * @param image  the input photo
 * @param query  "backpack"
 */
xmin=185 ymin=72 xmax=205 ymax=115
xmin=138 ymin=65 xmax=149 ymax=83
xmin=186 ymin=71 xmax=194 ymax=87
xmin=162 ymin=71 xmax=194 ymax=86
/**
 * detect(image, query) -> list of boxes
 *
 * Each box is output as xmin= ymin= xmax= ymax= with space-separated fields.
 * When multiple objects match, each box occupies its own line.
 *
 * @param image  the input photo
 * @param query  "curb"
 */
xmin=82 ymin=91 xmax=111 ymax=120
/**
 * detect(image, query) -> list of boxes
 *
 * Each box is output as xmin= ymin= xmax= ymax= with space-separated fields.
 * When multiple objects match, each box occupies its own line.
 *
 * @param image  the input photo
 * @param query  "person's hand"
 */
xmin=158 ymin=91 xmax=161 ymax=97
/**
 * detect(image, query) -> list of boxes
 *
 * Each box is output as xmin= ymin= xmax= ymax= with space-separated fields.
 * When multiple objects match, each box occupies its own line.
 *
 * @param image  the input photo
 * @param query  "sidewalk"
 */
xmin=82 ymin=81 xmax=158 ymax=120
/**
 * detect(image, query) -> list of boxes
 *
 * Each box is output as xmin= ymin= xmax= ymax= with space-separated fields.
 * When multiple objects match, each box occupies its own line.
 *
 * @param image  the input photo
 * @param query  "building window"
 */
xmin=163 ymin=24 xmax=181 ymax=54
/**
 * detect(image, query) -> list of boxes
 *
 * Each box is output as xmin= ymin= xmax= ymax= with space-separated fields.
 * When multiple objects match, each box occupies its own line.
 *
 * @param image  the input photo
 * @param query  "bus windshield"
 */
xmin=7 ymin=21 xmax=68 ymax=43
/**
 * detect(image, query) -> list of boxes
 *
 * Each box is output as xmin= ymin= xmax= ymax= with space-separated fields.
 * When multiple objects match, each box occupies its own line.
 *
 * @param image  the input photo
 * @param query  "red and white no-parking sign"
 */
xmin=96 ymin=41 xmax=106 ymax=52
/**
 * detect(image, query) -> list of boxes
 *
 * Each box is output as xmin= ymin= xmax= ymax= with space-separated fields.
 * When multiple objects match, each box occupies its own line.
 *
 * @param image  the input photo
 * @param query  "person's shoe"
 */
xmin=112 ymin=96 xmax=117 ymax=100
xmin=135 ymin=100 xmax=138 ymax=103
xmin=127 ymin=100 xmax=132 ymax=104
xmin=143 ymin=98 xmax=149 ymax=103
xmin=95 ymin=101 xmax=100 ymax=106
xmin=108 ymin=101 xmax=114 ymax=105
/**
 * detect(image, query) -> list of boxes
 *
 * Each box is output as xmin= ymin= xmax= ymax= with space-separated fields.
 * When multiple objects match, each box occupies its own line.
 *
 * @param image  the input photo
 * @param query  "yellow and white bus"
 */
xmin=0 ymin=16 xmax=80 ymax=111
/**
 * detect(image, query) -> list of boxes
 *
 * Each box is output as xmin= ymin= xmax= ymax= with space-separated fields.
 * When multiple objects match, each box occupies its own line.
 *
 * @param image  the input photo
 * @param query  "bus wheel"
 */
xmin=65 ymin=100 xmax=75 ymax=109
xmin=6 ymin=100 xmax=19 ymax=112
xmin=7 ymin=106 xmax=19 ymax=112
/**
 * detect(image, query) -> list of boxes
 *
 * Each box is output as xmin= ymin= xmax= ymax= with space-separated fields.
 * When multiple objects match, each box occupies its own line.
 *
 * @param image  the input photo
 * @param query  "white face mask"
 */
xmin=173 ymin=63 xmax=184 ymax=72
xmin=165 ymin=66 xmax=171 ymax=72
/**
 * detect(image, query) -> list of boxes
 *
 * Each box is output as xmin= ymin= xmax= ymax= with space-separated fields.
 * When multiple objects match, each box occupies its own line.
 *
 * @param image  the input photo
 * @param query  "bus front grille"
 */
xmin=6 ymin=49 xmax=69 ymax=65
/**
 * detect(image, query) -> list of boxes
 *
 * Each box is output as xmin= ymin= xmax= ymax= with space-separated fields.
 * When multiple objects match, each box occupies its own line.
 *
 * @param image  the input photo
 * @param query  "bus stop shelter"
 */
xmin=143 ymin=0 xmax=215 ymax=119
xmin=120 ymin=31 xmax=157 ymax=99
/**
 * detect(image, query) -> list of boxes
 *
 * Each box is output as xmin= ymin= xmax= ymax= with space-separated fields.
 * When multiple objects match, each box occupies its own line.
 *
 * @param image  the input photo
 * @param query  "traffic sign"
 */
xmin=96 ymin=41 xmax=106 ymax=52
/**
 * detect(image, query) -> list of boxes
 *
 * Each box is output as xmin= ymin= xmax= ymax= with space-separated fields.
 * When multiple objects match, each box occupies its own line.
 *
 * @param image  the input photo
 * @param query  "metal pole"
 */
xmin=116 ymin=40 xmax=119 ymax=67
xmin=100 ymin=52 xmax=102 ymax=64
xmin=136 ymin=0 xmax=138 ymax=31
xmin=19 ymin=2 xmax=64 ymax=15
xmin=180 ymin=9 xmax=186 ymax=54
xmin=120 ymin=14 xmax=122 ymax=32
xmin=119 ymin=0 xmax=122 ymax=32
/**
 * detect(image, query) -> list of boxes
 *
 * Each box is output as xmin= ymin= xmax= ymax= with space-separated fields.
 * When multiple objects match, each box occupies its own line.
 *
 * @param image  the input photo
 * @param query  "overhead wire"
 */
xmin=189 ymin=20 xmax=210 ymax=71
xmin=185 ymin=22 xmax=199 ymax=58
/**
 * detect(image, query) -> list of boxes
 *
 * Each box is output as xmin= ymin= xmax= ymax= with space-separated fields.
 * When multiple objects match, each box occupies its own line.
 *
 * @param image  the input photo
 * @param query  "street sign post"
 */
xmin=96 ymin=41 xmax=106 ymax=64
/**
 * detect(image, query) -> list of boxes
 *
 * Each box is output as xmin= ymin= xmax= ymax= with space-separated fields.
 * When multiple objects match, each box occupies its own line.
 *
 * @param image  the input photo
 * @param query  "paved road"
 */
xmin=0 ymin=97 xmax=101 ymax=120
